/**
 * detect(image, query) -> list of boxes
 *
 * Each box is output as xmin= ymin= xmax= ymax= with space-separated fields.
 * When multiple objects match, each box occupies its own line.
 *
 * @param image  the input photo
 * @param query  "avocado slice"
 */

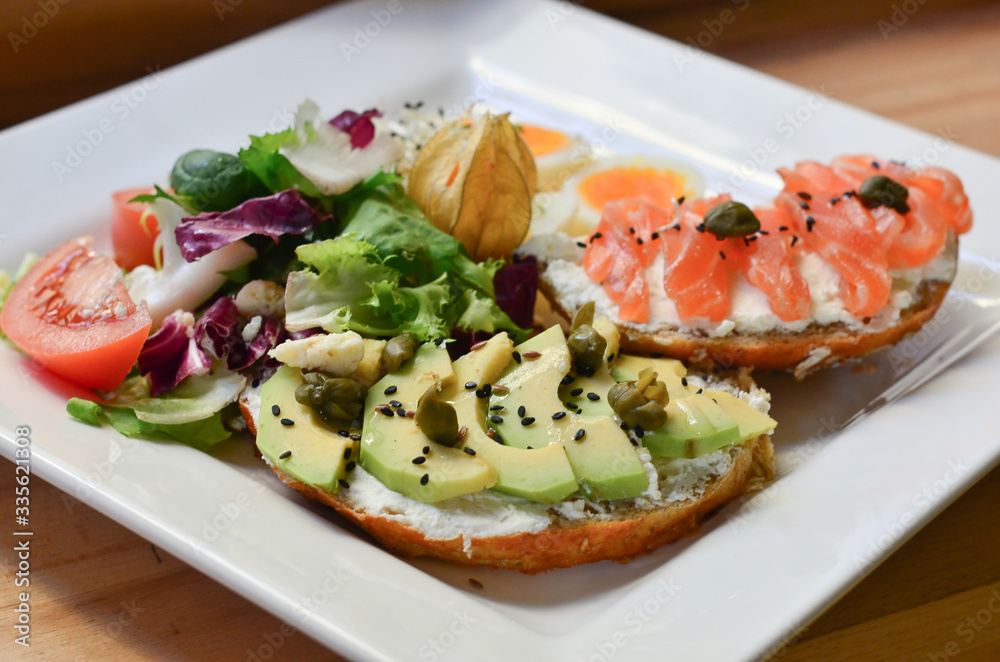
xmin=256 ymin=365 xmax=358 ymax=492
xmin=360 ymin=344 xmax=497 ymax=504
xmin=443 ymin=332 xmax=579 ymax=504
xmin=491 ymin=325 xmax=649 ymax=501
xmin=612 ymin=356 xmax=775 ymax=458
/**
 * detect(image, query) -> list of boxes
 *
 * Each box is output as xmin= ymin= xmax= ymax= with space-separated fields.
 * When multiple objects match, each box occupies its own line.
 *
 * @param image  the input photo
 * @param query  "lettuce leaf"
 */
xmin=284 ymin=237 xmax=451 ymax=339
xmin=335 ymin=179 xmax=528 ymax=340
xmin=67 ymin=398 xmax=231 ymax=451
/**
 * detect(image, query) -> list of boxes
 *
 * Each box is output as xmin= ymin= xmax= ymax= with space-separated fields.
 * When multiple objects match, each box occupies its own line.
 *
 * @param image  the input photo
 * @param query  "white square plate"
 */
xmin=2 ymin=1 xmax=1000 ymax=660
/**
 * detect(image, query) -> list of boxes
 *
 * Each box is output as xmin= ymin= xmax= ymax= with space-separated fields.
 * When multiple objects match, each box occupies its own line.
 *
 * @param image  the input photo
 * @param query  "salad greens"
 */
xmin=62 ymin=100 xmax=535 ymax=452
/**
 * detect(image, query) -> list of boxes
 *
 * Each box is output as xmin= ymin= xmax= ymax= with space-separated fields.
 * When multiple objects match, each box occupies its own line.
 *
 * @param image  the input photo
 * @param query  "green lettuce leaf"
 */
xmin=335 ymin=179 xmax=527 ymax=339
xmin=284 ymin=236 xmax=452 ymax=339
xmin=67 ymin=397 xmax=231 ymax=451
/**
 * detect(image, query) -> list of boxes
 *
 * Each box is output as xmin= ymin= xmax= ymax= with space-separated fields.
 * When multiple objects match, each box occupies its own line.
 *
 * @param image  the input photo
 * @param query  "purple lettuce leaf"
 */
xmin=329 ymin=109 xmax=382 ymax=150
xmin=493 ymin=256 xmax=537 ymax=330
xmin=176 ymin=189 xmax=330 ymax=261
xmin=195 ymin=297 xmax=241 ymax=361
xmin=137 ymin=311 xmax=211 ymax=396
xmin=227 ymin=316 xmax=284 ymax=371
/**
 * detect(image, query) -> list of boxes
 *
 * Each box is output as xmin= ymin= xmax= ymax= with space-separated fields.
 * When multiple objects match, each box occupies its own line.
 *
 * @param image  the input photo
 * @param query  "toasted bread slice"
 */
xmin=242 ymin=373 xmax=775 ymax=574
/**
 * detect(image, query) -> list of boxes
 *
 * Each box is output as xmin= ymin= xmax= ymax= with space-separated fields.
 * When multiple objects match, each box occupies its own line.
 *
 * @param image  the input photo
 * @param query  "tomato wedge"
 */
xmin=1 ymin=237 xmax=152 ymax=391
xmin=111 ymin=188 xmax=160 ymax=271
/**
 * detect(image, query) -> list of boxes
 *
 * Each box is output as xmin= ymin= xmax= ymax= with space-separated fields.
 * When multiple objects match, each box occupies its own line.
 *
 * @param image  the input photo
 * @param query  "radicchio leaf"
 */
xmin=493 ymin=256 xmax=537 ymax=330
xmin=330 ymin=109 xmax=382 ymax=150
xmin=227 ymin=316 xmax=283 ymax=371
xmin=137 ymin=310 xmax=211 ymax=396
xmin=176 ymin=189 xmax=329 ymax=261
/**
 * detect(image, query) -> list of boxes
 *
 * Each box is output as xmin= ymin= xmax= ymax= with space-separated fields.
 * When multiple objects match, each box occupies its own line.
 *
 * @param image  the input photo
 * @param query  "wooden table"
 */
xmin=2 ymin=1 xmax=1000 ymax=659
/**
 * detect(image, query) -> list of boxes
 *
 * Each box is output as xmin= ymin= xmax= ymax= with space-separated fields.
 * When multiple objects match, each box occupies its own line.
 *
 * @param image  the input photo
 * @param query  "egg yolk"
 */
xmin=519 ymin=125 xmax=572 ymax=157
xmin=578 ymin=166 xmax=687 ymax=212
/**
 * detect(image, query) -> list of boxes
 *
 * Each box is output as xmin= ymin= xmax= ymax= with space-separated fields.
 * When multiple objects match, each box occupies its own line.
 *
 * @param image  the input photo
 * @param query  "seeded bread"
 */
xmin=538 ymin=275 xmax=951 ymax=378
xmin=241 ymin=375 xmax=775 ymax=574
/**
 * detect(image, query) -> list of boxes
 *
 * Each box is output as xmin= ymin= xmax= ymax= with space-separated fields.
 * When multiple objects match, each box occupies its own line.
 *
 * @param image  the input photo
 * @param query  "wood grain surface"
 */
xmin=2 ymin=0 xmax=1000 ymax=660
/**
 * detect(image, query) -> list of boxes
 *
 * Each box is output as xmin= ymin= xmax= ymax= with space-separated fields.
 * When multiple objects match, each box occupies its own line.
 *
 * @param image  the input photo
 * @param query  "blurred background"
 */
xmin=1 ymin=0 xmax=997 ymax=153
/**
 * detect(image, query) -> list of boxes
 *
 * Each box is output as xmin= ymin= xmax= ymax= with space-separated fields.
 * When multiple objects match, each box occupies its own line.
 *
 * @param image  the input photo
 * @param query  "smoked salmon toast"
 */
xmin=523 ymin=156 xmax=971 ymax=376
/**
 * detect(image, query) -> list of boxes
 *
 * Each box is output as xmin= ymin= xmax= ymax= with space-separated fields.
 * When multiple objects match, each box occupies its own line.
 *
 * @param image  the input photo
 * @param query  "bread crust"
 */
xmin=265 ymin=433 xmax=773 ymax=574
xmin=538 ymin=273 xmax=951 ymax=377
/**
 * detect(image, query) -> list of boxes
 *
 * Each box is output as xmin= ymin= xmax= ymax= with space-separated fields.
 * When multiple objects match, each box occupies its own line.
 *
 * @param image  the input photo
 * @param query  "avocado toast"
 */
xmin=243 ymin=313 xmax=775 ymax=573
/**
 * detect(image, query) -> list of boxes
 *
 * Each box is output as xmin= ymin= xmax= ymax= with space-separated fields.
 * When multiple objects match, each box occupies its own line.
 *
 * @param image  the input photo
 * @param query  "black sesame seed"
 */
xmin=630 ymin=438 xmax=639 ymax=447
xmin=378 ymin=407 xmax=394 ymax=417
xmin=521 ymin=417 xmax=536 ymax=426
xmin=620 ymin=421 xmax=630 ymax=431
xmin=570 ymin=387 xmax=583 ymax=397
xmin=758 ymin=230 xmax=769 ymax=235
xmin=799 ymin=201 xmax=810 ymax=210
xmin=830 ymin=196 xmax=841 ymax=206
xmin=343 ymin=448 xmax=353 ymax=460
xmin=796 ymin=191 xmax=812 ymax=200
xmin=628 ymin=226 xmax=636 ymax=234
xmin=493 ymin=432 xmax=504 ymax=444
xmin=681 ymin=377 xmax=688 ymax=387
xmin=806 ymin=216 xmax=816 ymax=232
xmin=512 ymin=351 xmax=521 ymax=364
xmin=490 ymin=405 xmax=504 ymax=411
xmin=677 ymin=196 xmax=686 ymax=204
xmin=586 ymin=392 xmax=600 ymax=401
xmin=251 ymin=378 xmax=260 ymax=388
xmin=552 ymin=411 xmax=567 ymax=420
xmin=719 ymin=251 xmax=726 ymax=260
xmin=517 ymin=405 xmax=526 ymax=418
xmin=778 ymin=225 xmax=789 ymax=232
xmin=384 ymin=385 xmax=398 ymax=395
xmin=490 ymin=415 xmax=504 ymax=424
xmin=463 ymin=447 xmax=476 ymax=456
xmin=634 ymin=425 xmax=645 ymax=438
xmin=465 ymin=381 xmax=477 ymax=390
xmin=650 ymin=352 xmax=664 ymax=358
xmin=279 ymin=450 xmax=292 ymax=459
xmin=339 ymin=429 xmax=350 ymax=438
xmin=280 ymin=418 xmax=294 ymax=427
xmin=591 ymin=231 xmax=603 ymax=241
xmin=576 ymin=241 xmax=587 ymax=248
xmin=636 ymin=238 xmax=644 ymax=245
xmin=338 ymin=479 xmax=350 ymax=489
xmin=412 ymin=456 xmax=426 ymax=464
xmin=507 ymin=331 xmax=517 ymax=340
xmin=271 ymin=404 xmax=280 ymax=416
xmin=696 ymin=388 xmax=703 ymax=394
xmin=420 ymin=473 xmax=429 ymax=486
xmin=791 ymin=235 xmax=799 ymax=246
xmin=673 ymin=224 xmax=682 ymax=231
xmin=651 ymin=232 xmax=659 ymax=240
xmin=561 ymin=374 xmax=575 ymax=386
xmin=695 ymin=223 xmax=706 ymax=233
xmin=345 ymin=461 xmax=356 ymax=472
xmin=574 ymin=428 xmax=586 ymax=441
xmin=748 ymin=235 xmax=758 ymax=242
xmin=422 ymin=446 xmax=430 ymax=455
xmin=482 ymin=383 xmax=492 ymax=397
xmin=566 ymin=401 xmax=579 ymax=410
xmin=389 ymin=400 xmax=403 ymax=408
xmin=871 ymin=160 xmax=880 ymax=169
xmin=607 ymin=353 xmax=615 ymax=362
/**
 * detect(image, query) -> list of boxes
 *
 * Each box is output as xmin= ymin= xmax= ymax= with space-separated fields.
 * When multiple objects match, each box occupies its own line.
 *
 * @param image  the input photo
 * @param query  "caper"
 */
xmin=381 ymin=333 xmax=418 ymax=373
xmin=567 ymin=324 xmax=607 ymax=377
xmin=414 ymin=385 xmax=459 ymax=446
xmin=857 ymin=175 xmax=910 ymax=215
xmin=294 ymin=373 xmax=368 ymax=423
xmin=703 ymin=201 xmax=761 ymax=238
xmin=607 ymin=380 xmax=667 ymax=431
